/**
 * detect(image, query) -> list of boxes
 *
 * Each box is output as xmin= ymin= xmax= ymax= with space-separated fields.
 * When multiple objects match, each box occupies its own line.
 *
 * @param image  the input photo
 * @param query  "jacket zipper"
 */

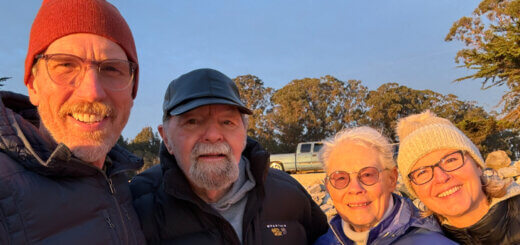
xmin=96 ymin=168 xmax=130 ymax=245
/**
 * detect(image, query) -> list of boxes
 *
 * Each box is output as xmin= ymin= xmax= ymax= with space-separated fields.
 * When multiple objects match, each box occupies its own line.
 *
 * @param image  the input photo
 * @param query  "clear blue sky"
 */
xmin=0 ymin=0 xmax=506 ymax=140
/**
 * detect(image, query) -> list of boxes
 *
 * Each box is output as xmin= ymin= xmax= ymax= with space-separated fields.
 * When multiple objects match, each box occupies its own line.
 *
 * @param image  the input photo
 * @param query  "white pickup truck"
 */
xmin=269 ymin=142 xmax=324 ymax=173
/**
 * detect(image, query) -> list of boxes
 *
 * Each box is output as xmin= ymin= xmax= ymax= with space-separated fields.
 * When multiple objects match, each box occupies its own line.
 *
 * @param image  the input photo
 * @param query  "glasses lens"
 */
xmin=440 ymin=151 xmax=464 ymax=172
xmin=329 ymin=171 xmax=350 ymax=189
xmin=358 ymin=167 xmax=380 ymax=186
xmin=99 ymin=60 xmax=134 ymax=90
xmin=45 ymin=54 xmax=82 ymax=86
xmin=410 ymin=167 xmax=433 ymax=185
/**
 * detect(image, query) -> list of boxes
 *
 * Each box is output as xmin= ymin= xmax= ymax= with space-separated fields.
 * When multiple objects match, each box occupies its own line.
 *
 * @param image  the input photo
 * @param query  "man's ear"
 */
xmin=27 ymin=73 xmax=40 ymax=106
xmin=158 ymin=124 xmax=174 ymax=154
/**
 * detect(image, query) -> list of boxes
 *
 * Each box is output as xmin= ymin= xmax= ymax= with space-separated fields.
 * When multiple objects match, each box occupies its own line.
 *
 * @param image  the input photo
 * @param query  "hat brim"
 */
xmin=169 ymin=97 xmax=253 ymax=116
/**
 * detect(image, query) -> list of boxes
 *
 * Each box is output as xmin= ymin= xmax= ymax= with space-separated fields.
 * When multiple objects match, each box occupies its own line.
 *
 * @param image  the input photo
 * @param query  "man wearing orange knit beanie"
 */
xmin=0 ymin=0 xmax=145 ymax=244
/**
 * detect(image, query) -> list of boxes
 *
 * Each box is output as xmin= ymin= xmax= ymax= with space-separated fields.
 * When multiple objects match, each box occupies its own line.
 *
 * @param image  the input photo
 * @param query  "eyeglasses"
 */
xmin=408 ymin=150 xmax=466 ymax=185
xmin=35 ymin=53 xmax=137 ymax=91
xmin=326 ymin=167 xmax=388 ymax=189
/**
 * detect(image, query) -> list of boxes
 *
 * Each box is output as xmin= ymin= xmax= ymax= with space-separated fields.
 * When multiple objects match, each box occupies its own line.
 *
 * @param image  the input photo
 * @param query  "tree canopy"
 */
xmin=446 ymin=0 xmax=520 ymax=122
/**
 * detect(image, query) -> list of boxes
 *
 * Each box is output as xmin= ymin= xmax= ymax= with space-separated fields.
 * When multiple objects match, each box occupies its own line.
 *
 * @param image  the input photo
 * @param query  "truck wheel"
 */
xmin=269 ymin=162 xmax=284 ymax=171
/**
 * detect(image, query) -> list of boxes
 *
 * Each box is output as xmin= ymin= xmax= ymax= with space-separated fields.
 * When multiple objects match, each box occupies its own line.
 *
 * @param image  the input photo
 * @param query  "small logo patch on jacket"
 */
xmin=267 ymin=224 xmax=287 ymax=237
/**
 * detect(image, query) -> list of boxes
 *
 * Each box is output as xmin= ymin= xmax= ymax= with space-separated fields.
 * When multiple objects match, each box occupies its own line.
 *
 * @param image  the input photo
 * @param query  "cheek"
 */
xmin=229 ymin=133 xmax=247 ymax=160
xmin=413 ymin=184 xmax=434 ymax=203
xmin=328 ymin=188 xmax=346 ymax=204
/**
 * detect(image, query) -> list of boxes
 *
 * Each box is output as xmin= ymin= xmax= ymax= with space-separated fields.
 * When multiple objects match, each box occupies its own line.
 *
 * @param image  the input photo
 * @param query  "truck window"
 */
xmin=313 ymin=143 xmax=323 ymax=153
xmin=300 ymin=144 xmax=311 ymax=153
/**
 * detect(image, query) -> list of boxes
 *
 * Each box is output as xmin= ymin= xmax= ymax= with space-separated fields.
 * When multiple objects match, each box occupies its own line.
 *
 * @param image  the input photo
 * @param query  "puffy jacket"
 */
xmin=314 ymin=194 xmax=456 ymax=245
xmin=0 ymin=91 xmax=145 ymax=244
xmin=441 ymin=186 xmax=520 ymax=245
xmin=131 ymin=138 xmax=329 ymax=244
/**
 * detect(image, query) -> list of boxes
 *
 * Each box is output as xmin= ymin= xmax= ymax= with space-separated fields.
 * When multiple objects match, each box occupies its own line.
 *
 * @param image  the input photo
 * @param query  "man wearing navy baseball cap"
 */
xmin=131 ymin=68 xmax=328 ymax=244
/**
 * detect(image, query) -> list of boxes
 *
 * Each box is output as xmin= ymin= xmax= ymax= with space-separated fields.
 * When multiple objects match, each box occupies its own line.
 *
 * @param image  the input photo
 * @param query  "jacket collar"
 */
xmin=329 ymin=193 xmax=442 ymax=244
xmin=0 ymin=91 xmax=143 ymax=177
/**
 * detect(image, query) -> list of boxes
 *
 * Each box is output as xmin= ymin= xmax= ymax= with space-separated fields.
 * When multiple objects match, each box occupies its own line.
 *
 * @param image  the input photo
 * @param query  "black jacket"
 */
xmin=0 ymin=91 xmax=145 ymax=244
xmin=441 ymin=193 xmax=520 ymax=244
xmin=131 ymin=138 xmax=328 ymax=244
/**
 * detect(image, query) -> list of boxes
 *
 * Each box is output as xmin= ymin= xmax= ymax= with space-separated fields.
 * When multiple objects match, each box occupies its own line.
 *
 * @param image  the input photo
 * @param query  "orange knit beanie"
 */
xmin=24 ymin=0 xmax=139 ymax=98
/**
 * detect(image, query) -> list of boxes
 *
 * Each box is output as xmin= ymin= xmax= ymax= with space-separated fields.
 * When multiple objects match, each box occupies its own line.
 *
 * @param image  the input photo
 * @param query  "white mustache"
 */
xmin=192 ymin=142 xmax=232 ymax=157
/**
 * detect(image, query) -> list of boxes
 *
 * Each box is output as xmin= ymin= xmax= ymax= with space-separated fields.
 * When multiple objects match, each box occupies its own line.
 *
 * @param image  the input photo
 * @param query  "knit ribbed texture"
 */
xmin=396 ymin=111 xmax=484 ymax=198
xmin=25 ymin=0 xmax=139 ymax=98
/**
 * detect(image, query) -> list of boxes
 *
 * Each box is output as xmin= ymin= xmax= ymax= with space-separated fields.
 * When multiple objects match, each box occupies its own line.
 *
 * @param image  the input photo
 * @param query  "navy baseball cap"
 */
xmin=163 ymin=68 xmax=253 ymax=117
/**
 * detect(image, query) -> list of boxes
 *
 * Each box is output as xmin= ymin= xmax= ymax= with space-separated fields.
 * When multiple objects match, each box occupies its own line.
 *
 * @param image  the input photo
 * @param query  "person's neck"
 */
xmin=191 ymin=183 xmax=232 ymax=203
xmin=92 ymin=158 xmax=105 ymax=169
xmin=445 ymin=194 xmax=490 ymax=228
xmin=350 ymin=223 xmax=372 ymax=232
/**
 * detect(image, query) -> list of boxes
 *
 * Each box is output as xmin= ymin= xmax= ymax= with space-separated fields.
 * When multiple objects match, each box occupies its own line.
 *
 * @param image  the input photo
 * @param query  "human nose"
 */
xmin=74 ymin=65 xmax=107 ymax=101
xmin=432 ymin=165 xmax=451 ymax=183
xmin=202 ymin=121 xmax=223 ymax=143
xmin=346 ymin=174 xmax=366 ymax=195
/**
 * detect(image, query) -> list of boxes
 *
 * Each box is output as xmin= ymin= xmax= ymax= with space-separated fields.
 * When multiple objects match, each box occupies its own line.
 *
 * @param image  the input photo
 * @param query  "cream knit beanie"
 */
xmin=396 ymin=110 xmax=485 ymax=198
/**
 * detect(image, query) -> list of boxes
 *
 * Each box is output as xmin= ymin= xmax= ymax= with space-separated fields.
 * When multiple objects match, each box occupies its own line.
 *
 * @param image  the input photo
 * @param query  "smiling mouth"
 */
xmin=437 ymin=185 xmax=462 ymax=198
xmin=347 ymin=202 xmax=371 ymax=208
xmin=71 ymin=113 xmax=106 ymax=123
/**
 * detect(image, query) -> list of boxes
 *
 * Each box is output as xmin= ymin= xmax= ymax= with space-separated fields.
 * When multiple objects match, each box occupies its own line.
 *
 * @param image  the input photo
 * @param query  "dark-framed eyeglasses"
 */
xmin=35 ymin=53 xmax=137 ymax=91
xmin=408 ymin=150 xmax=466 ymax=185
xmin=325 ymin=167 xmax=389 ymax=189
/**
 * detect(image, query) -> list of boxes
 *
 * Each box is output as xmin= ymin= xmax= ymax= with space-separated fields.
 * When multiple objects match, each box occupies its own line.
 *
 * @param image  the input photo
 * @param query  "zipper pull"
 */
xmin=107 ymin=178 xmax=116 ymax=194
xmin=105 ymin=216 xmax=115 ymax=229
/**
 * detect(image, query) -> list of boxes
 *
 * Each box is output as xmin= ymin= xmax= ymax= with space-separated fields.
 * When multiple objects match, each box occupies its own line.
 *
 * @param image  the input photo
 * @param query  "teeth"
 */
xmin=437 ymin=186 xmax=462 ymax=198
xmin=348 ymin=202 xmax=370 ymax=207
xmin=72 ymin=113 xmax=104 ymax=123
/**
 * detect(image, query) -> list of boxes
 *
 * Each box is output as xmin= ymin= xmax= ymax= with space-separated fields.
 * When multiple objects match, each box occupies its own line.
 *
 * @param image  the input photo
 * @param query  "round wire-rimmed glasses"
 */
xmin=326 ymin=167 xmax=389 ymax=189
xmin=35 ymin=53 xmax=137 ymax=91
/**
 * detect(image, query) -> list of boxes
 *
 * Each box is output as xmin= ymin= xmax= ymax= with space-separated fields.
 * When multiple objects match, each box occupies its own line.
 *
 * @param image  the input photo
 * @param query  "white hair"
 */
xmin=319 ymin=126 xmax=396 ymax=172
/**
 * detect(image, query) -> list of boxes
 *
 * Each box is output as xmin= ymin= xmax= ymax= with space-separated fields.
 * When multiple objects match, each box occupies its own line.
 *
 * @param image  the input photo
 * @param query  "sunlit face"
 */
xmin=27 ymin=33 xmax=133 ymax=166
xmin=159 ymin=104 xmax=247 ymax=191
xmin=410 ymin=148 xmax=486 ymax=223
xmin=326 ymin=141 xmax=397 ymax=232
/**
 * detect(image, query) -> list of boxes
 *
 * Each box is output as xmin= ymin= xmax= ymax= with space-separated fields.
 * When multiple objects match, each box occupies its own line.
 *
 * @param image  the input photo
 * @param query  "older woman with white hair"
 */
xmin=396 ymin=110 xmax=520 ymax=244
xmin=314 ymin=126 xmax=454 ymax=245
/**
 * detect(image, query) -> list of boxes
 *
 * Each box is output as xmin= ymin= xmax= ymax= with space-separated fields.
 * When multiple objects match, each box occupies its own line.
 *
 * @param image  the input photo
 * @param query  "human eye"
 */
xmin=48 ymin=56 xmax=79 ymax=73
xmin=360 ymin=171 xmax=374 ymax=179
xmin=100 ymin=61 xmax=128 ymax=77
xmin=223 ymin=119 xmax=236 ymax=126
xmin=412 ymin=167 xmax=430 ymax=179
xmin=335 ymin=175 xmax=347 ymax=181
xmin=185 ymin=118 xmax=198 ymax=125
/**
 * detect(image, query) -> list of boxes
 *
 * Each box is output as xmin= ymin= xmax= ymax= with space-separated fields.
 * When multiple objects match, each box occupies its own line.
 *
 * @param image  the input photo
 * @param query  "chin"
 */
xmin=70 ymin=142 xmax=113 ymax=163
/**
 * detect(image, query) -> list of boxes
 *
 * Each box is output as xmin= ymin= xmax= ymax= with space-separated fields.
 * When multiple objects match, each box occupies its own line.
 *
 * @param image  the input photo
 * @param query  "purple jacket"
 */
xmin=314 ymin=193 xmax=456 ymax=245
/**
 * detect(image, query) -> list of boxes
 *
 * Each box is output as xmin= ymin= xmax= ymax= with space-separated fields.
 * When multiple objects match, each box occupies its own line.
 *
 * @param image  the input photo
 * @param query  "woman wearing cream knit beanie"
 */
xmin=396 ymin=110 xmax=520 ymax=244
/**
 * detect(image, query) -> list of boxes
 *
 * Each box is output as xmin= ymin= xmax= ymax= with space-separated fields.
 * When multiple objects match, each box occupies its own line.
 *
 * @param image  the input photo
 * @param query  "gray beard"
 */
xmin=189 ymin=142 xmax=239 ymax=190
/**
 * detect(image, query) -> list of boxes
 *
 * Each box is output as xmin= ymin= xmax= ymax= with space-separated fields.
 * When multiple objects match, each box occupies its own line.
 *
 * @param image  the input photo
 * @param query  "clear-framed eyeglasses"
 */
xmin=35 ymin=53 xmax=137 ymax=91
xmin=408 ymin=150 xmax=466 ymax=185
xmin=325 ymin=167 xmax=389 ymax=189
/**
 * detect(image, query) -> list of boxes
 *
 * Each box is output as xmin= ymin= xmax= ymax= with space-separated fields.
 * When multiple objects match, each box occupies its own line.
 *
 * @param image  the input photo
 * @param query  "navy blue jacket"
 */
xmin=314 ymin=194 xmax=456 ymax=245
xmin=0 ymin=91 xmax=145 ymax=244
xmin=131 ymin=138 xmax=329 ymax=244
